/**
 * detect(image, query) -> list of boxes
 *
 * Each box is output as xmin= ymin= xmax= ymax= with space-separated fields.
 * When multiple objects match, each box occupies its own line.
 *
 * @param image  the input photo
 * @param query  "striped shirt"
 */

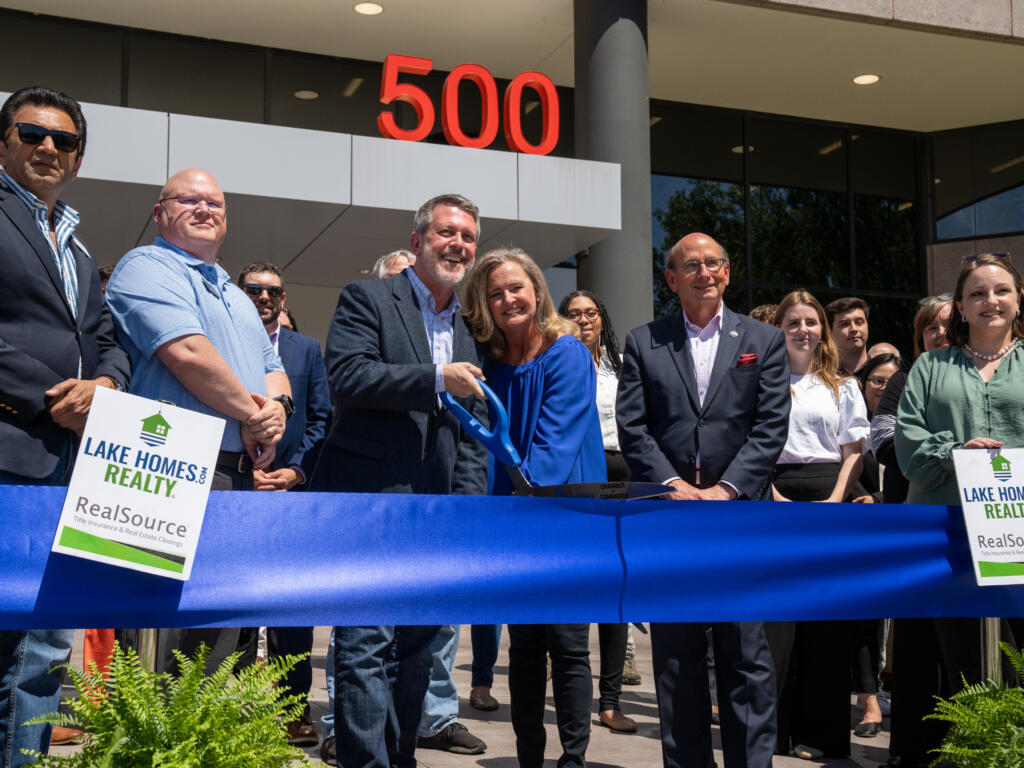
xmin=1 ymin=170 xmax=81 ymax=319
xmin=406 ymin=267 xmax=459 ymax=392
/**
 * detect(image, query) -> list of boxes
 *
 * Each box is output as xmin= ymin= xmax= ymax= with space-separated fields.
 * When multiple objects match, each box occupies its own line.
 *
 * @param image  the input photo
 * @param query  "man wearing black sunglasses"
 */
xmin=0 ymin=86 xmax=129 ymax=768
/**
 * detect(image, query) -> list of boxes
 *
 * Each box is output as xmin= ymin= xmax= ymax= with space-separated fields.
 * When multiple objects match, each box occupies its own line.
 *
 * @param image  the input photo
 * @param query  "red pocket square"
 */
xmin=736 ymin=354 xmax=759 ymax=367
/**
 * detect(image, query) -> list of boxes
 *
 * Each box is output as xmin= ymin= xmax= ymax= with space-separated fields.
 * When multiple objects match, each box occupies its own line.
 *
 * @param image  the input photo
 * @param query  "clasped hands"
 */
xmin=662 ymin=478 xmax=737 ymax=501
xmin=240 ymin=393 xmax=286 ymax=471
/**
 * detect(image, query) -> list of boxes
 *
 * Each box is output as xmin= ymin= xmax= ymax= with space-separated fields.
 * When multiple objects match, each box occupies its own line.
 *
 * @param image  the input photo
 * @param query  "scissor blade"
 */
xmin=504 ymin=465 xmax=533 ymax=494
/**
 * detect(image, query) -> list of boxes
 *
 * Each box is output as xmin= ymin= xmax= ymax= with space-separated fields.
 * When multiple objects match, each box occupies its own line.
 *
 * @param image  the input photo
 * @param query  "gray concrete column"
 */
xmin=574 ymin=0 xmax=653 ymax=339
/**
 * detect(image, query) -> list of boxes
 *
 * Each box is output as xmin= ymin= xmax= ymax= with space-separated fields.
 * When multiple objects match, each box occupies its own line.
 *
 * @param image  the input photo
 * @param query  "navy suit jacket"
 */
xmin=616 ymin=305 xmax=790 ymax=500
xmin=311 ymin=270 xmax=488 ymax=495
xmin=0 ymin=180 xmax=130 ymax=479
xmin=274 ymin=326 xmax=330 ymax=485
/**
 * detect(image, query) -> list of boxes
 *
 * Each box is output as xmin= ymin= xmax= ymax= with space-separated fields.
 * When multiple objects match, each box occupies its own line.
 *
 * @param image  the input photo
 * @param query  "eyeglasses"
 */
xmin=566 ymin=309 xmax=600 ymax=321
xmin=243 ymin=284 xmax=284 ymax=299
xmin=8 ymin=122 xmax=81 ymax=153
xmin=962 ymin=252 xmax=1011 ymax=263
xmin=867 ymin=375 xmax=891 ymax=388
xmin=158 ymin=196 xmax=226 ymax=215
xmin=672 ymin=257 xmax=727 ymax=276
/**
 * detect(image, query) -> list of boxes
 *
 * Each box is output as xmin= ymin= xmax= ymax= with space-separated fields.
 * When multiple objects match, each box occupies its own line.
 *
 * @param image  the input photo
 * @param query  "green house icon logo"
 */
xmin=992 ymin=453 xmax=1012 ymax=482
xmin=140 ymin=413 xmax=171 ymax=447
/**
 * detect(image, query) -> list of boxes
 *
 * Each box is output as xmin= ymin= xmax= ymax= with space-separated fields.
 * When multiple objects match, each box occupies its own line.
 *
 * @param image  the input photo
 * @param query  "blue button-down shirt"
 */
xmin=406 ymin=267 xmax=458 ymax=392
xmin=105 ymin=237 xmax=284 ymax=451
xmin=1 ymin=169 xmax=81 ymax=319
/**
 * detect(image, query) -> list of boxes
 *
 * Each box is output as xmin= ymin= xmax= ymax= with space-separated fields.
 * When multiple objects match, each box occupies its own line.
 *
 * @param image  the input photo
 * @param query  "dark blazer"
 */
xmin=0 ymin=181 xmax=130 ymax=479
xmin=616 ymin=305 xmax=790 ymax=500
xmin=311 ymin=270 xmax=488 ymax=495
xmin=274 ymin=326 xmax=331 ymax=485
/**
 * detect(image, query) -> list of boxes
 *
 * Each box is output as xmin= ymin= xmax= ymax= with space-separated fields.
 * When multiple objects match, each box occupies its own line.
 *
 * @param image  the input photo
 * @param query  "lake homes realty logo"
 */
xmin=52 ymin=388 xmax=225 ymax=581
xmin=953 ymin=447 xmax=1024 ymax=587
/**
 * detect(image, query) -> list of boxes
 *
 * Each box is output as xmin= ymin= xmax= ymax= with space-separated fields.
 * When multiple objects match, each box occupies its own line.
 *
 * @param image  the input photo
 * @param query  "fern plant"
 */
xmin=25 ymin=643 xmax=312 ymax=768
xmin=925 ymin=641 xmax=1024 ymax=768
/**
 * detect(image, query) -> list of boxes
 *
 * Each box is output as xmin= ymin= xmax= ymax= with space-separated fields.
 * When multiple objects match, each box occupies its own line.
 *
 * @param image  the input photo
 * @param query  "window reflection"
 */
xmin=651 ymin=175 xmax=745 ymax=318
xmin=750 ymin=185 xmax=848 ymax=287
xmin=855 ymin=196 xmax=919 ymax=293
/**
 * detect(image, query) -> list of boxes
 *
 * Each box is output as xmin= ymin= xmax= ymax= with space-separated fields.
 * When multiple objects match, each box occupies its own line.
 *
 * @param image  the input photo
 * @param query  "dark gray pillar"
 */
xmin=574 ymin=0 xmax=653 ymax=338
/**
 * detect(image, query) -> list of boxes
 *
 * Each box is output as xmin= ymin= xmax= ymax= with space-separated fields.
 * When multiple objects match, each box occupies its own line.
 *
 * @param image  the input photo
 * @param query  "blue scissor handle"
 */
xmin=440 ymin=380 xmax=523 ymax=468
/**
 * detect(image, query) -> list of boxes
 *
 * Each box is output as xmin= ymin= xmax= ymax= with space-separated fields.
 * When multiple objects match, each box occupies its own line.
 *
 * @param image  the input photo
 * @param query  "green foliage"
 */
xmin=25 ymin=643 xmax=311 ymax=768
xmin=926 ymin=642 xmax=1024 ymax=768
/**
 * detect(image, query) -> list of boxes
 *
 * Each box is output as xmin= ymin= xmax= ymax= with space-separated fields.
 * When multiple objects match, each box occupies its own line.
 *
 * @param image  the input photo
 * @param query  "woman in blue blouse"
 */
xmin=463 ymin=247 xmax=605 ymax=768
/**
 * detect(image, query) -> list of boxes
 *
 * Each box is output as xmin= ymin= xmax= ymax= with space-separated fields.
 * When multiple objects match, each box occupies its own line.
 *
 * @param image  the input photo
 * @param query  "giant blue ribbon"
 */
xmin=1 ymin=486 xmax=1022 ymax=629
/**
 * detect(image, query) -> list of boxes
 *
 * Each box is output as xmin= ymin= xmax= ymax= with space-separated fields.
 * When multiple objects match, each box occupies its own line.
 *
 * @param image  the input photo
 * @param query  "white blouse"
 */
xmin=595 ymin=348 xmax=620 ymax=452
xmin=777 ymin=374 xmax=869 ymax=464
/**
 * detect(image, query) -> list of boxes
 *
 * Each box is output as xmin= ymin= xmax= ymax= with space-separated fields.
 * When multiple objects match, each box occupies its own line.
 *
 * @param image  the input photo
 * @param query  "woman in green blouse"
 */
xmin=892 ymin=252 xmax=1024 ymax=768
xmin=897 ymin=253 xmax=1024 ymax=505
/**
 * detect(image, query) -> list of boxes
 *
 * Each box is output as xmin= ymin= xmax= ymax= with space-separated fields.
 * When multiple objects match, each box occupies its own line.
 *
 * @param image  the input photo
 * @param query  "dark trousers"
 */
xmin=156 ymin=466 xmax=251 ymax=676
xmin=597 ymin=623 xmax=628 ymax=711
xmin=889 ymin=617 xmax=1023 ymax=765
xmin=652 ymin=621 xmax=776 ymax=768
xmin=508 ymin=624 xmax=591 ymax=768
xmin=470 ymin=624 xmax=502 ymax=688
xmin=333 ymin=624 xmax=438 ymax=768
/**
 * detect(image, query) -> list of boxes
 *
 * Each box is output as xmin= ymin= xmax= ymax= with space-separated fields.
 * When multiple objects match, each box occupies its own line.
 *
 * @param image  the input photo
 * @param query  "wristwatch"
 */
xmin=272 ymin=394 xmax=295 ymax=420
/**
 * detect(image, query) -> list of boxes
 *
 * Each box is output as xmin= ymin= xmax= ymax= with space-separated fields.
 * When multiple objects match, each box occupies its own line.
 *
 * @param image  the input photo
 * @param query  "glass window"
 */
xmin=127 ymin=34 xmax=264 ymax=122
xmin=855 ymin=195 xmax=919 ymax=293
xmin=268 ymin=52 xmax=383 ymax=136
xmin=0 ymin=13 xmax=122 ymax=107
xmin=650 ymin=102 xmax=743 ymax=182
xmin=747 ymin=117 xmax=846 ymax=193
xmin=749 ymin=185 xmax=849 ymax=287
xmin=850 ymin=130 xmax=916 ymax=201
xmin=651 ymin=175 xmax=745 ymax=318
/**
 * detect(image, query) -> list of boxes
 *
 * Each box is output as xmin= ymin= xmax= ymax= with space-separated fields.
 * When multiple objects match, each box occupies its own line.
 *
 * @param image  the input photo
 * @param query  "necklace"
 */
xmin=964 ymin=338 xmax=1019 ymax=361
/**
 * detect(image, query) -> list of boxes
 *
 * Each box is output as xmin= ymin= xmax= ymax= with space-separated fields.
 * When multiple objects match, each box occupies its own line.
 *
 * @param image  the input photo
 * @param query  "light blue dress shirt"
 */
xmin=106 ymin=236 xmax=284 ymax=451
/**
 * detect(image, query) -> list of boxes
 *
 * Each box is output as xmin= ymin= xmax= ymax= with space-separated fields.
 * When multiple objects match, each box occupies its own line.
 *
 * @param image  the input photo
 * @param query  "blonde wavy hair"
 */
xmin=462 ymin=247 xmax=579 ymax=360
xmin=774 ymin=289 xmax=845 ymax=401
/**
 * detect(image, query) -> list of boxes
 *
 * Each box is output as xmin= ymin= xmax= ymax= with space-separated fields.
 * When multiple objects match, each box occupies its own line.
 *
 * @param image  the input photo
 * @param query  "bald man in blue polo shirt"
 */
xmin=106 ymin=168 xmax=292 ymax=674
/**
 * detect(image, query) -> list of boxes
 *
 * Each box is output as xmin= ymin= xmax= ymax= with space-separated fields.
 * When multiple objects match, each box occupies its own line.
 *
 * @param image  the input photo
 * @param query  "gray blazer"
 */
xmin=311 ymin=270 xmax=488 ymax=495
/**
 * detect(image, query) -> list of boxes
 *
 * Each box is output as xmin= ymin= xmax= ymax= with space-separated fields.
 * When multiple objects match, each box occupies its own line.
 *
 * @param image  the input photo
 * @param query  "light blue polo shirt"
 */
xmin=106 ymin=236 xmax=284 ymax=451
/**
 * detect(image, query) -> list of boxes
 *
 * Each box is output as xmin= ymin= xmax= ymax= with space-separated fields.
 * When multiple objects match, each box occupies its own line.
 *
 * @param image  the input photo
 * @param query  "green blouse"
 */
xmin=896 ymin=343 xmax=1024 ymax=506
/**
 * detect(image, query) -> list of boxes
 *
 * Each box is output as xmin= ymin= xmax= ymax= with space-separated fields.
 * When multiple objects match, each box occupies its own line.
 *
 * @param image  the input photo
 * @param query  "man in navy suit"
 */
xmin=311 ymin=193 xmax=489 ymax=768
xmin=616 ymin=232 xmax=790 ymax=768
xmin=236 ymin=262 xmax=330 ymax=747
xmin=0 ymin=86 xmax=130 ymax=768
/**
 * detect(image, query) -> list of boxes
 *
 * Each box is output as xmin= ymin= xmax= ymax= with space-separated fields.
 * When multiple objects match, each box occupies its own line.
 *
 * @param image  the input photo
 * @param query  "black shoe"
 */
xmin=417 ymin=722 xmax=487 ymax=754
xmin=854 ymin=720 xmax=882 ymax=737
xmin=318 ymin=734 xmax=336 ymax=766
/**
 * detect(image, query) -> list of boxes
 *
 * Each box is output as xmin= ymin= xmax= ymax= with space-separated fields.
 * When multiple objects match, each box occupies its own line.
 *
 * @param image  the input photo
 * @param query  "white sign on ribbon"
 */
xmin=953 ymin=447 xmax=1024 ymax=587
xmin=52 ymin=387 xmax=225 ymax=580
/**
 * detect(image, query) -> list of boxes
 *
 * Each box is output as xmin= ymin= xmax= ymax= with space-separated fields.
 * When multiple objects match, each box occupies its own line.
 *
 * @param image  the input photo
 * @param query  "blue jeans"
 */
xmin=0 ymin=630 xmax=75 ymax=768
xmin=321 ymin=627 xmax=335 ymax=739
xmin=471 ymin=625 xmax=502 ymax=688
xmin=1 ymin=445 xmax=74 ymax=768
xmin=333 ymin=625 xmax=438 ymax=768
xmin=419 ymin=624 xmax=458 ymax=737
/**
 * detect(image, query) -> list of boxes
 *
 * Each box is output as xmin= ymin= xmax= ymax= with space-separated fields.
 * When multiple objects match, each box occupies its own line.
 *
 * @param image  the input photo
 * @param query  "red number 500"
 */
xmin=376 ymin=54 xmax=560 ymax=156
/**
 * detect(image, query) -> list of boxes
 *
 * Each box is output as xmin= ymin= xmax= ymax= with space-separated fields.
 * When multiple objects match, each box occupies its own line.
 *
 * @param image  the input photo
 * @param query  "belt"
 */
xmin=217 ymin=450 xmax=254 ymax=474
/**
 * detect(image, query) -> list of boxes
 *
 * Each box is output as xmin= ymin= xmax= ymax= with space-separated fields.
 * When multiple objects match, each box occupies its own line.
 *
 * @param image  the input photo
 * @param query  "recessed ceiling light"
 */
xmin=354 ymin=2 xmax=383 ymax=14
xmin=730 ymin=145 xmax=754 ymax=154
xmin=649 ymin=116 xmax=662 ymax=127
xmin=897 ymin=202 xmax=913 ymax=211
xmin=524 ymin=101 xmax=540 ymax=115
xmin=934 ymin=178 xmax=942 ymax=185
xmin=852 ymin=74 xmax=880 ymax=85
xmin=293 ymin=89 xmax=319 ymax=100
xmin=358 ymin=268 xmax=371 ymax=275
xmin=342 ymin=77 xmax=365 ymax=98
